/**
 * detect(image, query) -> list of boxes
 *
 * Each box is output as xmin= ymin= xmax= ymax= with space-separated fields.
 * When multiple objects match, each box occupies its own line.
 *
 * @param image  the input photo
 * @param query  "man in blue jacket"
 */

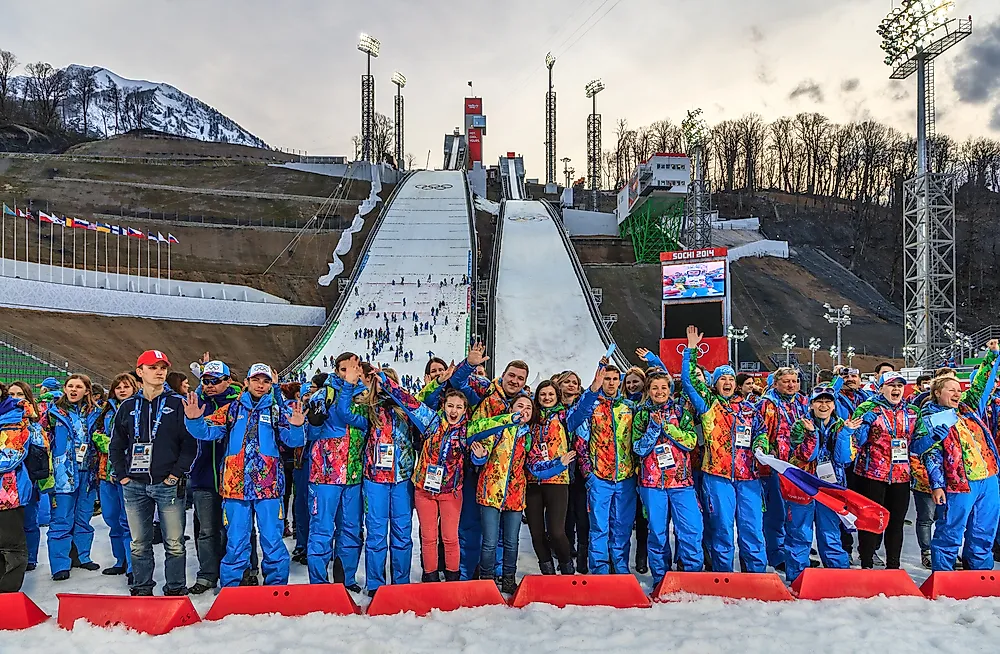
xmin=110 ymin=350 xmax=197 ymax=596
xmin=184 ymin=363 xmax=306 ymax=587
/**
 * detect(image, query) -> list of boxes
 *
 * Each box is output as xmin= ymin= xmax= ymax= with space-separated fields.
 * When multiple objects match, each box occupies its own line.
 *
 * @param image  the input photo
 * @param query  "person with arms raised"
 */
xmin=184 ymin=363 xmax=306 ymax=587
xmin=110 ymin=350 xmax=197 ymax=596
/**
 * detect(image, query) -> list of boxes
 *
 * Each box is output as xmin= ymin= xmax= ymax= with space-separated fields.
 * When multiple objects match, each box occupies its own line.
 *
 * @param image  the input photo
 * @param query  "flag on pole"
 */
xmin=147 ymin=233 xmax=157 ymax=241
xmin=50 ymin=215 xmax=65 ymax=226
xmin=754 ymin=451 xmax=889 ymax=533
xmin=95 ymin=222 xmax=111 ymax=233
xmin=86 ymin=221 xmax=98 ymax=231
xmin=37 ymin=211 xmax=55 ymax=223
xmin=2 ymin=204 xmax=14 ymax=216
xmin=70 ymin=218 xmax=91 ymax=229
xmin=157 ymin=232 xmax=168 ymax=243
xmin=111 ymin=225 xmax=125 ymax=236
xmin=16 ymin=208 xmax=31 ymax=219
xmin=128 ymin=227 xmax=144 ymax=239
xmin=167 ymin=233 xmax=179 ymax=244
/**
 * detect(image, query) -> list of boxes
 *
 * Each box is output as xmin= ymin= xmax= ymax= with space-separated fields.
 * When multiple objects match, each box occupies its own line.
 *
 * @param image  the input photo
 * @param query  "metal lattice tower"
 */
xmin=878 ymin=7 xmax=971 ymax=366
xmin=358 ymin=33 xmax=380 ymax=163
xmin=392 ymin=72 xmax=406 ymax=169
xmin=619 ymin=197 xmax=684 ymax=263
xmin=681 ymin=109 xmax=712 ymax=248
xmin=585 ymin=79 xmax=605 ymax=212
xmin=545 ymin=53 xmax=557 ymax=187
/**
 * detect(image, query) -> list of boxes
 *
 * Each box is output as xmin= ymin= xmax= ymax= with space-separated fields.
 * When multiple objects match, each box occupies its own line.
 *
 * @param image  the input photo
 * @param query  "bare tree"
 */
xmin=0 ymin=50 xmax=17 ymax=120
xmin=71 ymin=66 xmax=98 ymax=135
xmin=736 ymin=114 xmax=766 ymax=192
xmin=405 ymin=152 xmax=417 ymax=170
xmin=24 ymin=61 xmax=69 ymax=128
xmin=97 ymin=84 xmax=123 ymax=135
xmin=370 ymin=112 xmax=394 ymax=163
xmin=122 ymin=86 xmax=155 ymax=131
xmin=712 ymin=120 xmax=741 ymax=192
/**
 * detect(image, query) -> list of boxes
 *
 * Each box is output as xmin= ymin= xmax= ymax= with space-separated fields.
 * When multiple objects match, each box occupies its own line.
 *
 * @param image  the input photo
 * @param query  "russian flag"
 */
xmin=755 ymin=452 xmax=889 ymax=534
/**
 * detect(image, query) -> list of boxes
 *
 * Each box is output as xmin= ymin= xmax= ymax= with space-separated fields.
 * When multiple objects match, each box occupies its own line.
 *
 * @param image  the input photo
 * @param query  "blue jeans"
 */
xmin=123 ymin=481 xmax=187 ymax=594
xmin=23 ymin=495 xmax=40 ymax=567
xmin=913 ymin=490 xmax=935 ymax=553
xmin=47 ymin=473 xmax=97 ymax=574
xmin=292 ymin=464 xmax=311 ymax=552
xmin=362 ymin=479 xmax=413 ymax=590
xmin=99 ymin=480 xmax=131 ymax=570
xmin=479 ymin=506 xmax=521 ymax=578
xmin=192 ymin=489 xmax=225 ymax=586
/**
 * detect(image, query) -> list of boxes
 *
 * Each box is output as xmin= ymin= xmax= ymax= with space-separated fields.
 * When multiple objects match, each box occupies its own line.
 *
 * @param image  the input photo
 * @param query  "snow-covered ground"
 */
xmin=302 ymin=170 xmax=473 ymax=385
xmin=8 ymin=498 xmax=1000 ymax=651
xmin=493 ymin=200 xmax=614 ymax=386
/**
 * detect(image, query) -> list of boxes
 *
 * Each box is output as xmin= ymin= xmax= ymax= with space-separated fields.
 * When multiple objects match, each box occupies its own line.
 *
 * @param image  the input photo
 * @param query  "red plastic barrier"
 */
xmin=0 ymin=592 xmax=49 ymax=630
xmin=57 ymin=593 xmax=201 ymax=634
xmin=653 ymin=572 xmax=794 ymax=602
xmin=920 ymin=571 xmax=1000 ymax=600
xmin=791 ymin=569 xmax=923 ymax=600
xmin=510 ymin=574 xmax=652 ymax=609
xmin=367 ymin=580 xmax=506 ymax=617
xmin=205 ymin=583 xmax=361 ymax=620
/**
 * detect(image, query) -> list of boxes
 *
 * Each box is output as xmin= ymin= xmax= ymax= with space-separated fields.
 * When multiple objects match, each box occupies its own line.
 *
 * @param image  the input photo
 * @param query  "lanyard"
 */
xmin=775 ymin=396 xmax=805 ymax=429
xmin=134 ymin=394 xmax=166 ymax=444
xmin=68 ymin=408 xmax=85 ymax=444
xmin=438 ymin=421 xmax=462 ymax=465
xmin=882 ymin=404 xmax=909 ymax=441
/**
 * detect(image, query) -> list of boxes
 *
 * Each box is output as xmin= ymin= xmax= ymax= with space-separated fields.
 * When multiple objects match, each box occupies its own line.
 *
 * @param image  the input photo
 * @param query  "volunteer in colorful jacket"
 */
xmin=754 ymin=366 xmax=808 ymax=570
xmin=850 ymin=371 xmax=918 ymax=570
xmin=783 ymin=386 xmax=861 ymax=582
xmin=7 ymin=381 xmax=47 ymax=572
xmin=90 ymin=373 xmax=137 ymax=579
xmin=184 ymin=363 xmax=306 ymax=587
xmin=44 ymin=374 xmax=101 ymax=581
xmin=913 ymin=341 xmax=1000 ymax=571
xmin=0 ymin=383 xmax=48 ymax=593
xmin=573 ymin=357 xmax=637 ymax=575
xmin=681 ymin=326 xmax=767 ymax=573
xmin=632 ymin=370 xmax=702 ymax=584
xmin=470 ymin=396 xmax=573 ymax=593
xmin=305 ymin=352 xmax=369 ymax=589
xmin=110 ymin=350 xmax=197 ymax=596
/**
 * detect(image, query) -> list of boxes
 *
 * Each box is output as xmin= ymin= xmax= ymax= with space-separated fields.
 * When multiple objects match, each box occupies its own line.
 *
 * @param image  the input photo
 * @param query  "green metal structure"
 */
xmin=619 ymin=195 xmax=685 ymax=263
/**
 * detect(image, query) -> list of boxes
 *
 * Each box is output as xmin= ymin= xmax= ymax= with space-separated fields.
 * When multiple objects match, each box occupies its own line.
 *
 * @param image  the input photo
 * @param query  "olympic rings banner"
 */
xmin=659 ymin=336 xmax=729 ymax=373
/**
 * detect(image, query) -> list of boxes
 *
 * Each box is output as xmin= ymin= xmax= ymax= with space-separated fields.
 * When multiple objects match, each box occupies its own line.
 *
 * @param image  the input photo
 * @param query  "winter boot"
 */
xmin=500 ymin=574 xmax=518 ymax=595
xmin=634 ymin=555 xmax=648 ymax=575
xmin=538 ymin=560 xmax=556 ymax=576
xmin=444 ymin=570 xmax=462 ymax=582
xmin=558 ymin=559 xmax=576 ymax=575
xmin=921 ymin=550 xmax=932 ymax=570
xmin=240 ymin=569 xmax=259 ymax=586
xmin=421 ymin=571 xmax=441 ymax=582
xmin=993 ymin=543 xmax=1000 ymax=563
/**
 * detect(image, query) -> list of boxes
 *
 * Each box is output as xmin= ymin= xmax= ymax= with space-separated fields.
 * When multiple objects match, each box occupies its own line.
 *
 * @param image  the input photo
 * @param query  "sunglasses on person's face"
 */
xmin=202 ymin=376 xmax=228 ymax=385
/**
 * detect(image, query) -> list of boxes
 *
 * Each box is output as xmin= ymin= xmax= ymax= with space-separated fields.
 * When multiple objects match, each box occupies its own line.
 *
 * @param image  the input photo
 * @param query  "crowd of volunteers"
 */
xmin=1 ymin=326 xmax=999 ymax=597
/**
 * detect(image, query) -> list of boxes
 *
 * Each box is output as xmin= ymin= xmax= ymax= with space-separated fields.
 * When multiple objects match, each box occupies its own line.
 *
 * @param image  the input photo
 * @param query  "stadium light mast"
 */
xmin=561 ymin=157 xmax=572 ymax=189
xmin=585 ymin=79 xmax=605 ymax=212
xmin=545 ymin=53 xmax=558 ymax=189
xmin=392 ymin=71 xmax=406 ymax=169
xmin=877 ymin=2 xmax=971 ymax=367
xmin=727 ymin=324 xmax=749 ymax=369
xmin=823 ymin=302 xmax=852 ymax=365
xmin=682 ymin=108 xmax=712 ymax=249
xmin=358 ymin=33 xmax=381 ymax=163
xmin=781 ymin=334 xmax=797 ymax=368
xmin=808 ymin=337 xmax=822 ymax=383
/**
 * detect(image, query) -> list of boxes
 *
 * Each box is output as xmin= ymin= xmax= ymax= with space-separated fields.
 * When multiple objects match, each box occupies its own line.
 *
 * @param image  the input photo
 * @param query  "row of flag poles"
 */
xmin=1 ymin=203 xmax=180 ymax=294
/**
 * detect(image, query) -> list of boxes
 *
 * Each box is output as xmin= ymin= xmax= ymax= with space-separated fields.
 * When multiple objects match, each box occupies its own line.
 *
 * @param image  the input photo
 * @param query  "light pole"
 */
xmin=823 ymin=303 xmax=852 ymax=365
xmin=391 ymin=71 xmax=406 ymax=169
xmin=808 ymin=337 xmax=822 ymax=383
xmin=945 ymin=322 xmax=972 ymax=364
xmin=545 ymin=53 xmax=557 ymax=188
xmin=846 ymin=346 xmax=857 ymax=368
xmin=585 ymin=79 xmax=605 ymax=212
xmin=782 ymin=333 xmax=797 ymax=367
xmin=829 ymin=344 xmax=840 ymax=365
xmin=727 ymin=325 xmax=749 ymax=369
xmin=561 ymin=157 xmax=572 ymax=189
xmin=357 ymin=33 xmax=381 ymax=163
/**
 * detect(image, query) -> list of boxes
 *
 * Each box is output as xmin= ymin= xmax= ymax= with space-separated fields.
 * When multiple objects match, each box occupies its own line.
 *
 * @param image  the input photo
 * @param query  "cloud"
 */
xmin=841 ymin=78 xmax=860 ymax=93
xmin=750 ymin=25 xmax=765 ymax=43
xmin=953 ymin=17 xmax=1000 ymax=104
xmin=789 ymin=79 xmax=824 ymax=103
xmin=757 ymin=63 xmax=775 ymax=85
xmin=888 ymin=81 xmax=910 ymax=102
xmin=991 ymin=104 xmax=1000 ymax=132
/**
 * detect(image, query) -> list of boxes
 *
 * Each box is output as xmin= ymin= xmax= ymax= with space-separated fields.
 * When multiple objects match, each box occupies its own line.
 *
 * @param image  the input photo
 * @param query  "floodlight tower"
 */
xmin=682 ymin=108 xmax=712 ymax=249
xmin=358 ymin=33 xmax=381 ymax=163
xmin=561 ymin=157 xmax=572 ymax=189
xmin=585 ymin=79 xmax=605 ymax=212
xmin=877 ymin=2 xmax=971 ymax=367
xmin=823 ymin=302 xmax=852 ymax=365
xmin=392 ymin=71 xmax=406 ymax=169
xmin=545 ymin=53 xmax=557 ymax=188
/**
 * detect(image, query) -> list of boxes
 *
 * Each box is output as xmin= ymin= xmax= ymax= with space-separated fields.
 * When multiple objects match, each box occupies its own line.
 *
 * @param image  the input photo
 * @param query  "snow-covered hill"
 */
xmin=15 ymin=64 xmax=267 ymax=148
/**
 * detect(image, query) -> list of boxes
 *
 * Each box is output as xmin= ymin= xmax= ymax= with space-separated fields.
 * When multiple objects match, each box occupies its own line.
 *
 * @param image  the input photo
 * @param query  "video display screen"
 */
xmin=662 ymin=301 xmax=725 ymax=339
xmin=662 ymin=260 xmax=726 ymax=300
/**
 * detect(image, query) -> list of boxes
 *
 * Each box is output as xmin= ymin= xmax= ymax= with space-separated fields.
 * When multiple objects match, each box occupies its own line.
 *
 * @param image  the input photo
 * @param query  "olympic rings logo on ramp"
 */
xmin=676 ymin=343 xmax=711 ymax=355
xmin=506 ymin=213 xmax=545 ymax=222
xmin=415 ymin=184 xmax=454 ymax=190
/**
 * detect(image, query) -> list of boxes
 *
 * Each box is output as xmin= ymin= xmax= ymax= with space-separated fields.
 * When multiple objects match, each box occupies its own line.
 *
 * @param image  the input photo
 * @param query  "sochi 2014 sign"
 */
xmin=660 ymin=247 xmax=728 ymax=262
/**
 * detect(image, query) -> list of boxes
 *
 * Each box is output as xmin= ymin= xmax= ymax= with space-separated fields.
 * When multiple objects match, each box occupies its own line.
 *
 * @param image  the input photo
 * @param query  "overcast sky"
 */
xmin=6 ymin=0 xmax=1000 ymax=179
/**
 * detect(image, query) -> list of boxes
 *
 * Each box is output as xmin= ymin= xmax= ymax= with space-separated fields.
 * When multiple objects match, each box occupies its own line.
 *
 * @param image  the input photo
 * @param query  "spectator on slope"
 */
xmin=850 ymin=371 xmax=918 ymax=570
xmin=450 ymin=341 xmax=531 ymax=580
xmin=8 ymin=382 xmax=47 ymax=573
xmin=0 ymin=381 xmax=48 ymax=594
xmin=782 ymin=386 xmax=861 ymax=582
xmin=89 ymin=373 xmax=137 ymax=580
xmin=681 ymin=326 xmax=768 ymax=573
xmin=632 ymin=371 xmax=702 ymax=585
xmin=183 ymin=364 xmax=305 ymax=587
xmin=571 ymin=358 xmax=638 ymax=575
xmin=304 ymin=353 xmax=368 ymax=592
xmin=913 ymin=343 xmax=1000 ymax=572
xmin=44 ymin=374 xmax=101 ymax=581
xmin=525 ymin=380 xmax=590 ymax=576
xmin=109 ymin=350 xmax=197 ymax=596
xmin=754 ymin=365 xmax=809 ymax=572
xmin=470 ymin=395 xmax=573 ymax=593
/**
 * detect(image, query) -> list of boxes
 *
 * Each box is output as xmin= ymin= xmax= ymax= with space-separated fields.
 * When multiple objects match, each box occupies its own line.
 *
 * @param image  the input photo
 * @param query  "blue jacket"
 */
xmin=830 ymin=377 xmax=872 ymax=421
xmin=44 ymin=402 xmax=99 ymax=493
xmin=188 ymin=383 xmax=242 ymax=491
xmin=185 ymin=390 xmax=305 ymax=500
xmin=0 ymin=396 xmax=43 ymax=510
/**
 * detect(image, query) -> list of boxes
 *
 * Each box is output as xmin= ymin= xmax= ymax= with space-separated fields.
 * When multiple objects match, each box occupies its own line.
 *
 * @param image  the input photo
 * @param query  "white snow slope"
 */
xmin=493 ymin=200 xmax=613 ymax=386
xmin=298 ymin=170 xmax=473 ymax=384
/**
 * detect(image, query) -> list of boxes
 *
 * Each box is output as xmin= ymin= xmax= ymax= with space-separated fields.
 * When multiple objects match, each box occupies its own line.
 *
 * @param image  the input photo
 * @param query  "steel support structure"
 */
xmin=394 ymin=91 xmax=404 ymax=168
xmin=619 ymin=197 xmax=684 ymax=263
xmin=587 ymin=111 xmax=601 ymax=212
xmin=545 ymin=89 xmax=557 ymax=187
xmin=361 ymin=73 xmax=374 ymax=163
xmin=683 ymin=146 xmax=712 ymax=249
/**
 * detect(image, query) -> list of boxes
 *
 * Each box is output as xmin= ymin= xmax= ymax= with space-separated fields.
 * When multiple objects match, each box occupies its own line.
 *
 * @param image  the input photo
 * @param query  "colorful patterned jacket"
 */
xmin=361 ymin=373 xmax=421 ymax=484
xmin=528 ymin=402 xmax=591 ymax=485
xmin=470 ymin=413 xmax=568 ymax=510
xmin=631 ymin=398 xmax=698 ymax=489
xmin=913 ymin=350 xmax=1000 ymax=493
xmin=90 ymin=399 xmax=125 ymax=483
xmin=44 ymin=402 xmax=99 ymax=494
xmin=189 ymin=383 xmax=242 ymax=491
xmin=185 ymin=389 xmax=304 ymax=500
xmin=572 ymin=389 xmax=636 ymax=482
xmin=829 ymin=377 xmax=872 ymax=421
xmin=0 ymin=397 xmax=47 ymax=510
xmin=788 ymin=415 xmax=855 ymax=486
xmin=753 ymin=388 xmax=809 ymax=467
xmin=452 ymin=361 xmax=524 ymax=422
xmin=306 ymin=377 xmax=368 ymax=485
xmin=850 ymin=396 xmax=918 ymax=484
xmin=681 ymin=347 xmax=762 ymax=481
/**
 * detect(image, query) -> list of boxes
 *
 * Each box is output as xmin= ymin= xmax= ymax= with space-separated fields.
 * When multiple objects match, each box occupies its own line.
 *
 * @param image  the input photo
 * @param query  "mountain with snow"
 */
xmin=16 ymin=64 xmax=268 ymax=148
